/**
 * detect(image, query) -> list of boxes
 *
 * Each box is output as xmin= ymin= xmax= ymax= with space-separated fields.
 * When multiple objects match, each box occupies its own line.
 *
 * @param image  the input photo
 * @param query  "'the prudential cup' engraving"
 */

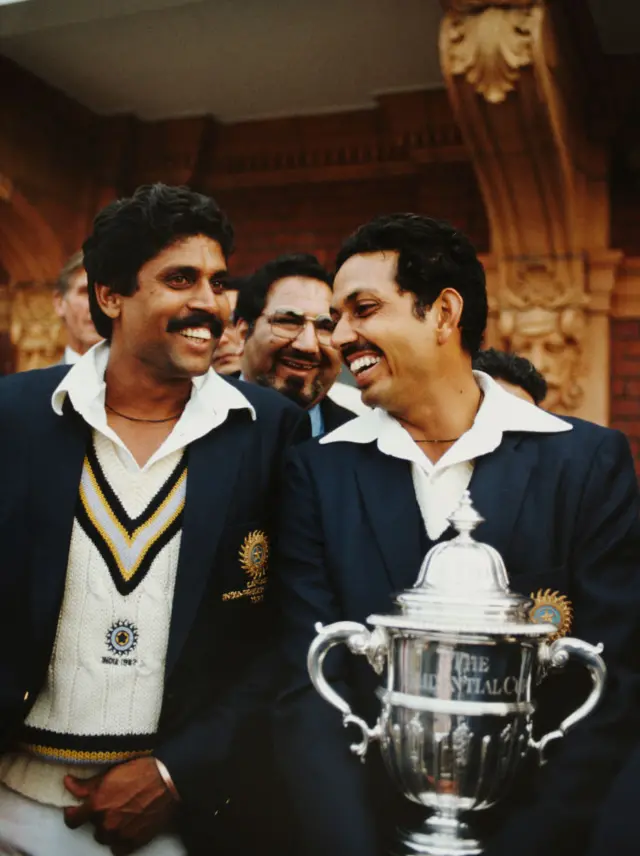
xmin=307 ymin=491 xmax=606 ymax=856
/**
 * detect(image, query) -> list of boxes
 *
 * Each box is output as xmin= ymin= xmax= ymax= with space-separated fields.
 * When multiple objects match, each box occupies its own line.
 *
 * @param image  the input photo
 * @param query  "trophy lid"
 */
xmin=369 ymin=490 xmax=552 ymax=636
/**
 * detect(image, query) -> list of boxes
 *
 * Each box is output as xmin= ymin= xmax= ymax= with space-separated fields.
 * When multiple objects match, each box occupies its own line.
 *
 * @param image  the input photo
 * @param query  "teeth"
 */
xmin=179 ymin=327 xmax=212 ymax=341
xmin=350 ymin=355 xmax=381 ymax=375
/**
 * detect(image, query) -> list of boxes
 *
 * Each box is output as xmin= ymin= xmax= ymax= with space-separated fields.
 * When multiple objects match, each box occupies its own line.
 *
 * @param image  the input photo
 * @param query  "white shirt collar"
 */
xmin=320 ymin=371 xmax=571 ymax=473
xmin=52 ymin=341 xmax=256 ymax=471
xmin=63 ymin=345 xmax=82 ymax=365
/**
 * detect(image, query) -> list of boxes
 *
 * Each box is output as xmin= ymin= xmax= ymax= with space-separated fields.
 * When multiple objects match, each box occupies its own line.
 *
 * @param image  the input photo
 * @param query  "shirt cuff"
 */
xmin=154 ymin=757 xmax=181 ymax=802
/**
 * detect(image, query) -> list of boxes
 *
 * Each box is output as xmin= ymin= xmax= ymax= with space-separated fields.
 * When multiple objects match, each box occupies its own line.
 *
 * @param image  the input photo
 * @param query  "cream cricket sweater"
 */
xmin=0 ymin=432 xmax=187 ymax=806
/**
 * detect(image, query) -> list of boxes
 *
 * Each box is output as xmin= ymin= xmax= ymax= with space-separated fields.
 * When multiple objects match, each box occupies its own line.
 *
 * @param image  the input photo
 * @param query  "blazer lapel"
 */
xmin=30 ymin=405 xmax=89 ymax=654
xmin=468 ymin=432 xmax=535 ymax=564
xmin=165 ymin=415 xmax=250 ymax=675
xmin=355 ymin=448 xmax=427 ymax=594
xmin=321 ymin=397 xmax=354 ymax=434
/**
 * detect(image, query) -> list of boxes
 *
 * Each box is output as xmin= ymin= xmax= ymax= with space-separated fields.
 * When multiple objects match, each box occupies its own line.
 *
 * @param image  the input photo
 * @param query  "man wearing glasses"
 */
xmin=235 ymin=253 xmax=366 ymax=436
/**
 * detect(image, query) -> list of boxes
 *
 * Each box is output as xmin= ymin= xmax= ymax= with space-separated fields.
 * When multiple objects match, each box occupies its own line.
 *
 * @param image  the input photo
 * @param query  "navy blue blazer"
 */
xmin=273 ymin=419 xmax=640 ymax=856
xmin=0 ymin=365 xmax=309 ymax=842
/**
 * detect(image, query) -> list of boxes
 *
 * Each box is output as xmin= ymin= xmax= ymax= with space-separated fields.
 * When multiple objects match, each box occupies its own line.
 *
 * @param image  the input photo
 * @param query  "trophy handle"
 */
xmin=531 ymin=637 xmax=607 ymax=766
xmin=307 ymin=621 xmax=388 ymax=761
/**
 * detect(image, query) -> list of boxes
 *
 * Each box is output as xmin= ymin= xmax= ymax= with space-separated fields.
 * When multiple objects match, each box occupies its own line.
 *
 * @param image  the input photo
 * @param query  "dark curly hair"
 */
xmin=335 ymin=213 xmax=487 ymax=355
xmin=473 ymin=348 xmax=548 ymax=405
xmin=235 ymin=253 xmax=332 ymax=334
xmin=83 ymin=184 xmax=234 ymax=340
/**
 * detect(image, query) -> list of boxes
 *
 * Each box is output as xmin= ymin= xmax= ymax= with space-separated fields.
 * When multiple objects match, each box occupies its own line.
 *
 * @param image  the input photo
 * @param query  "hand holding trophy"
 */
xmin=307 ymin=491 xmax=606 ymax=855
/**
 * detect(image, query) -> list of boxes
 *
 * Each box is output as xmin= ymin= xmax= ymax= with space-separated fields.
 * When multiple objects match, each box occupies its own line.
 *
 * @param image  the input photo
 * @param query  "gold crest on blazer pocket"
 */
xmin=221 ymin=530 xmax=269 ymax=605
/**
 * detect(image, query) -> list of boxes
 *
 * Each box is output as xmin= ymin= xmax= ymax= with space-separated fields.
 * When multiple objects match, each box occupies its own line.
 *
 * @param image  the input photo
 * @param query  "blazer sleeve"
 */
xmin=271 ymin=445 xmax=381 ymax=856
xmin=484 ymin=429 xmax=640 ymax=856
xmin=0 ymin=388 xmax=32 ymax=739
xmin=154 ymin=407 xmax=311 ymax=808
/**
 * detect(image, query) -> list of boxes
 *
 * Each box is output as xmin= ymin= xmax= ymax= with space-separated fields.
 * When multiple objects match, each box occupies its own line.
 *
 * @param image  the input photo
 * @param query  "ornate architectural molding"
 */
xmin=495 ymin=262 xmax=589 ymax=411
xmin=441 ymin=3 xmax=541 ymax=104
xmin=500 ymin=262 xmax=588 ymax=312
xmin=209 ymin=125 xmax=465 ymax=189
xmin=9 ymin=283 xmax=63 ymax=372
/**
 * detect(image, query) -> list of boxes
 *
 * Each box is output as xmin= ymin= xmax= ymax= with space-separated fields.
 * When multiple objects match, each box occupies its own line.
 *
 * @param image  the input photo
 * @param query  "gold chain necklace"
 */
xmin=105 ymin=403 xmax=183 ymax=424
xmin=406 ymin=390 xmax=484 ymax=445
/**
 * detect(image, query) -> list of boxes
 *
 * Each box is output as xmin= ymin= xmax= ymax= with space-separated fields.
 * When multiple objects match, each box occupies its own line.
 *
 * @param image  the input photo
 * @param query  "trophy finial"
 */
xmin=448 ymin=490 xmax=484 ymax=541
xmin=409 ymin=489 xmax=510 ymax=598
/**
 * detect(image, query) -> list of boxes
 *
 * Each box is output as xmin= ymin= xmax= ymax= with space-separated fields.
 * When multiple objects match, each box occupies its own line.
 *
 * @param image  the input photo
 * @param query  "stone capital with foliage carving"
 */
xmin=10 ymin=283 xmax=63 ymax=371
xmin=496 ymin=263 xmax=589 ymax=412
xmin=440 ymin=0 xmax=542 ymax=104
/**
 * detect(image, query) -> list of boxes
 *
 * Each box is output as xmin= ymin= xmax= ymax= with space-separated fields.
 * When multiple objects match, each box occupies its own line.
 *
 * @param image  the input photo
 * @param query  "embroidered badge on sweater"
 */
xmin=76 ymin=444 xmax=187 ymax=595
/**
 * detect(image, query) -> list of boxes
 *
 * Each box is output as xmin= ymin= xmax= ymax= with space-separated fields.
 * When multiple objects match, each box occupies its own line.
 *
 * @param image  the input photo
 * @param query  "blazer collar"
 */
xmin=29 ymin=403 xmax=89 ymax=657
xmin=321 ymin=371 xmax=570 ymax=459
xmin=320 ymin=396 xmax=355 ymax=434
xmin=355 ymin=447 xmax=428 ymax=594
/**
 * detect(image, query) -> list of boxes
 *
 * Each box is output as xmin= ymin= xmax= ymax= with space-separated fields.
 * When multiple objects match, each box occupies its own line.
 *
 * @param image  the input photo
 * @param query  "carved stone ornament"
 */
xmin=10 ymin=284 xmax=63 ymax=372
xmin=496 ymin=264 xmax=589 ymax=412
xmin=441 ymin=2 xmax=542 ymax=104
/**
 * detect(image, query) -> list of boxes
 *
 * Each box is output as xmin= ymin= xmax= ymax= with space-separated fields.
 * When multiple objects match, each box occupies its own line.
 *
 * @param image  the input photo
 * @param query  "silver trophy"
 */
xmin=307 ymin=491 xmax=606 ymax=855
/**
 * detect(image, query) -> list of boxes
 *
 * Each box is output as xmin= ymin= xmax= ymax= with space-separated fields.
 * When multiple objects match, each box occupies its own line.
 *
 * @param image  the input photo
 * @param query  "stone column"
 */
xmin=439 ymin=0 xmax=619 ymax=423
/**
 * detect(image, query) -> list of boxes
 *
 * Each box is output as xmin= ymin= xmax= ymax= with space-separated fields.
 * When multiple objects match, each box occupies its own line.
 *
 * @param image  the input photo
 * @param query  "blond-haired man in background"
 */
xmin=53 ymin=251 xmax=102 ymax=364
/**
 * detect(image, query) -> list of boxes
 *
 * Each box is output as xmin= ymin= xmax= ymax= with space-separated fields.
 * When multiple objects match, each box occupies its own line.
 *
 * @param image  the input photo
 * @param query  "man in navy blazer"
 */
xmin=235 ymin=253 xmax=365 ymax=437
xmin=0 ymin=185 xmax=308 ymax=856
xmin=273 ymin=214 xmax=640 ymax=856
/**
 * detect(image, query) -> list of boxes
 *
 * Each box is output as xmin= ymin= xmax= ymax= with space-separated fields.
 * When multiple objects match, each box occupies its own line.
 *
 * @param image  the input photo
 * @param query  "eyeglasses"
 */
xmin=266 ymin=308 xmax=336 ymax=345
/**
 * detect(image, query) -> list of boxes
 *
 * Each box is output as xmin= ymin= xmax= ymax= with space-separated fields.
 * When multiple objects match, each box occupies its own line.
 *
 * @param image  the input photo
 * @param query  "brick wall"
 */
xmin=611 ymin=318 xmax=640 ymax=474
xmin=216 ymin=164 xmax=489 ymax=275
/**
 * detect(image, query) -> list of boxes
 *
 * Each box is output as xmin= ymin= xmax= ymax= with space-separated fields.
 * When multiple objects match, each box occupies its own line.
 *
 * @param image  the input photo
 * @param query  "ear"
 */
xmin=52 ymin=291 xmax=65 ymax=319
xmin=435 ymin=288 xmax=464 ymax=346
xmin=95 ymin=283 xmax=122 ymax=323
xmin=235 ymin=318 xmax=250 ymax=344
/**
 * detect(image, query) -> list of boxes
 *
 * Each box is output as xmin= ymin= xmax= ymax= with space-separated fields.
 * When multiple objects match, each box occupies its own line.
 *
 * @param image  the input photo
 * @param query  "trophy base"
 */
xmin=391 ymin=814 xmax=483 ymax=856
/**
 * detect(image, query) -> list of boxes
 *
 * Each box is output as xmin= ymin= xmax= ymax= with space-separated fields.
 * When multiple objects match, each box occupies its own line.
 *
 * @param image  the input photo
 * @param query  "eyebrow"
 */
xmin=270 ymin=306 xmax=306 ymax=316
xmin=160 ymin=265 xmax=228 ymax=279
xmin=269 ymin=306 xmax=331 ymax=317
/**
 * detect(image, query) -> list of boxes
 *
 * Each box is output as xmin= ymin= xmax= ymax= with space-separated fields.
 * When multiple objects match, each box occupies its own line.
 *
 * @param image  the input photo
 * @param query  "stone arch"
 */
xmin=0 ymin=177 xmax=63 ymax=284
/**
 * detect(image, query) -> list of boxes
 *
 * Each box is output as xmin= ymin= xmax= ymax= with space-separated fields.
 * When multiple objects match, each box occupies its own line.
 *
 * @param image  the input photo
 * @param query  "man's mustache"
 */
xmin=340 ymin=341 xmax=383 ymax=362
xmin=277 ymin=347 xmax=322 ymax=367
xmin=166 ymin=312 xmax=224 ymax=338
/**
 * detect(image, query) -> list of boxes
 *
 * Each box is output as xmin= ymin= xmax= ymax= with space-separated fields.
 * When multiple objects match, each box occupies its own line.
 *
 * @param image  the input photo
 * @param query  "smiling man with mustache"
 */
xmin=235 ymin=253 xmax=366 ymax=436
xmin=273 ymin=214 xmax=640 ymax=856
xmin=0 ymin=184 xmax=308 ymax=856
